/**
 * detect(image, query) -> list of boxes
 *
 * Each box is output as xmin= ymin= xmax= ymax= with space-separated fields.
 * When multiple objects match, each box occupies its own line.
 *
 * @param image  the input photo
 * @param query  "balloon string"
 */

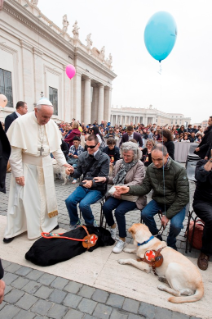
xmin=158 ymin=62 xmax=162 ymax=75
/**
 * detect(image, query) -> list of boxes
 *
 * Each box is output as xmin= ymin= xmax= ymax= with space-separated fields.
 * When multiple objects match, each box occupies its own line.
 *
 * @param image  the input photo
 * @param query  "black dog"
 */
xmin=25 ymin=226 xmax=115 ymax=266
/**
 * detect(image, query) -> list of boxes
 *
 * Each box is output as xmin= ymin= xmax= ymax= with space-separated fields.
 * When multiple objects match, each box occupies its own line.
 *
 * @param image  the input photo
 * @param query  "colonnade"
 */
xmin=73 ymin=73 xmax=112 ymax=124
xmin=110 ymin=114 xmax=157 ymax=126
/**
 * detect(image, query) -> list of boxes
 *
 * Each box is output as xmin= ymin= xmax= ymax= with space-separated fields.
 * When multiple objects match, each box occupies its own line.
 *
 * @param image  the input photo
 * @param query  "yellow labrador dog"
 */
xmin=118 ymin=223 xmax=204 ymax=303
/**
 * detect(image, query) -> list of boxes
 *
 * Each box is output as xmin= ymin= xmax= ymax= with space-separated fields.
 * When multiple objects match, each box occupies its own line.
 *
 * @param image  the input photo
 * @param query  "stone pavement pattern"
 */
xmin=0 ymin=174 xmax=202 ymax=318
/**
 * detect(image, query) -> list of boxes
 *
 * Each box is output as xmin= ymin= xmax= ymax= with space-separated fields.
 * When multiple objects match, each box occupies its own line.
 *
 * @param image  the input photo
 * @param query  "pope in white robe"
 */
xmin=4 ymin=98 xmax=71 ymax=242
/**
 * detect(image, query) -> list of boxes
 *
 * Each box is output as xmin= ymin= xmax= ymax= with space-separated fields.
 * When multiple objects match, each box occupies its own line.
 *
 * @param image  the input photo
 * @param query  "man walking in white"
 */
xmin=4 ymin=98 xmax=71 ymax=243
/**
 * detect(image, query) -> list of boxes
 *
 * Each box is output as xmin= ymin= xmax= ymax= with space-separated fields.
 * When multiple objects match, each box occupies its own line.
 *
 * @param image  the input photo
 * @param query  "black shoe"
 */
xmin=52 ymin=224 xmax=59 ymax=230
xmin=3 ymin=237 xmax=15 ymax=244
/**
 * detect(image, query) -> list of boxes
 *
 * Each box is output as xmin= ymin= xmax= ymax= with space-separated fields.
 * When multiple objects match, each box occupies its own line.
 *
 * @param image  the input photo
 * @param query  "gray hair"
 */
xmin=152 ymin=143 xmax=168 ymax=156
xmin=121 ymin=141 xmax=142 ymax=160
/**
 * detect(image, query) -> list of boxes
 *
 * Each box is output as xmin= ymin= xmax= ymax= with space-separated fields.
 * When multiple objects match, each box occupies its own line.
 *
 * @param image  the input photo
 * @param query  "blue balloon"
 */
xmin=144 ymin=11 xmax=177 ymax=62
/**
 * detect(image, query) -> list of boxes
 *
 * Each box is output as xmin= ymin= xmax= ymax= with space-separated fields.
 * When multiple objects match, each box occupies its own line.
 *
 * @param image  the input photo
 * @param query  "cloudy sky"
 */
xmin=39 ymin=0 xmax=212 ymax=123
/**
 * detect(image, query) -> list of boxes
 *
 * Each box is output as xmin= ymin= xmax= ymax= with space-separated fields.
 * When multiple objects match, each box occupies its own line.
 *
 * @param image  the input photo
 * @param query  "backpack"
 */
xmin=188 ymin=219 xmax=204 ymax=250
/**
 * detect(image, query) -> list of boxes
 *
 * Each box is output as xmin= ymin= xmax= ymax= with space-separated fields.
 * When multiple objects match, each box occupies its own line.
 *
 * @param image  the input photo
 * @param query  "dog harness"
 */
xmin=137 ymin=247 xmax=165 ymax=276
xmin=41 ymin=225 xmax=98 ymax=249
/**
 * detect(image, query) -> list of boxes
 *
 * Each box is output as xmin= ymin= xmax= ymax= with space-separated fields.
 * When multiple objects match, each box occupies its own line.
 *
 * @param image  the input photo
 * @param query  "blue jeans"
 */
xmin=103 ymin=197 xmax=137 ymax=238
xmin=65 ymin=186 xmax=102 ymax=226
xmin=141 ymin=200 xmax=186 ymax=249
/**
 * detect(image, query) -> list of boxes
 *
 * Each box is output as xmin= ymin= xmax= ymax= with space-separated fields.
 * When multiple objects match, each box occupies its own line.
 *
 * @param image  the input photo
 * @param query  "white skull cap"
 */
xmin=37 ymin=97 xmax=53 ymax=106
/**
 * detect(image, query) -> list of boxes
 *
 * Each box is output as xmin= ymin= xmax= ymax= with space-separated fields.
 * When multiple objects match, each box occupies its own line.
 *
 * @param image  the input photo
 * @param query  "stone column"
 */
xmin=104 ymin=88 xmax=112 ymax=122
xmin=98 ymin=84 xmax=104 ymax=123
xmin=84 ymin=77 xmax=91 ymax=125
xmin=73 ymin=72 xmax=82 ymax=122
xmin=91 ymin=85 xmax=98 ymax=123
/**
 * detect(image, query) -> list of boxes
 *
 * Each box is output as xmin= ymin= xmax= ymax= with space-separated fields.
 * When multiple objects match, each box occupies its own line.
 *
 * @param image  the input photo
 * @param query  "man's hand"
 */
xmin=0 ymin=280 xmax=5 ymax=304
xmin=114 ymin=186 xmax=129 ymax=195
xmin=73 ymin=155 xmax=78 ymax=158
xmin=82 ymin=180 xmax=93 ymax=188
xmin=93 ymin=177 xmax=106 ymax=183
xmin=63 ymin=163 xmax=72 ymax=168
xmin=65 ymin=166 xmax=74 ymax=175
xmin=161 ymin=215 xmax=169 ymax=228
xmin=113 ymin=191 xmax=121 ymax=199
xmin=15 ymin=176 xmax=25 ymax=186
xmin=195 ymin=147 xmax=200 ymax=152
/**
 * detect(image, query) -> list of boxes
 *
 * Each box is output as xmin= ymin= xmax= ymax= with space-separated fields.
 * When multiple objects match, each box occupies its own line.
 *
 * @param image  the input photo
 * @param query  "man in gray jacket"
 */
xmin=115 ymin=144 xmax=189 ymax=250
xmin=65 ymin=134 xmax=110 ymax=229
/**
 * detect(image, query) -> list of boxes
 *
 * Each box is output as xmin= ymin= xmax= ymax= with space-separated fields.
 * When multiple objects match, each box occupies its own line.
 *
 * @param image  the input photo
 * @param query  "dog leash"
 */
xmin=41 ymin=225 xmax=98 ymax=249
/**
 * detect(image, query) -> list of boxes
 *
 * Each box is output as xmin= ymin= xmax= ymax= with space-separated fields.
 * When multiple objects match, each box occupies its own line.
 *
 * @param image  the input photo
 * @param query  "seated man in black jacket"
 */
xmin=193 ymin=150 xmax=212 ymax=270
xmin=65 ymin=135 xmax=110 ymax=229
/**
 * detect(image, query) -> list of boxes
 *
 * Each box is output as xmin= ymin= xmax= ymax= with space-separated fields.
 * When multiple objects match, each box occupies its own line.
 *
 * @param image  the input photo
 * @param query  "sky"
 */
xmin=39 ymin=0 xmax=212 ymax=123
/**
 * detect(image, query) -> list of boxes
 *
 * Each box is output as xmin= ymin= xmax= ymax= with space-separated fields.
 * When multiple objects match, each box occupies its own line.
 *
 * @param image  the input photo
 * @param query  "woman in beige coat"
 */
xmin=94 ymin=142 xmax=146 ymax=254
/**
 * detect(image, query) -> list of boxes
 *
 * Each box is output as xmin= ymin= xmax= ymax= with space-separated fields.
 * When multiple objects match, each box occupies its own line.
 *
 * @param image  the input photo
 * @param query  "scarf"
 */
xmin=113 ymin=159 xmax=138 ymax=185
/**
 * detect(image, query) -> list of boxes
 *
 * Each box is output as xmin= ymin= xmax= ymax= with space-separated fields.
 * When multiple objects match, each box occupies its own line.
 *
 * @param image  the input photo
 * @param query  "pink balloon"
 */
xmin=66 ymin=64 xmax=76 ymax=79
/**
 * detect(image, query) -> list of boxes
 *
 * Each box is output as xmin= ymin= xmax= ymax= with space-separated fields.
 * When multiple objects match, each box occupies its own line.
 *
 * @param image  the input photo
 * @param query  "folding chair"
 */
xmin=185 ymin=144 xmax=200 ymax=182
xmin=79 ymin=196 xmax=106 ymax=227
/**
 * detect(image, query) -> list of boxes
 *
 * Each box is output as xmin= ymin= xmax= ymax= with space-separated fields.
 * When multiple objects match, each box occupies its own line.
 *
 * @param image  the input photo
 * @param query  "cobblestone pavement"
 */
xmin=0 ymin=173 xmax=201 ymax=319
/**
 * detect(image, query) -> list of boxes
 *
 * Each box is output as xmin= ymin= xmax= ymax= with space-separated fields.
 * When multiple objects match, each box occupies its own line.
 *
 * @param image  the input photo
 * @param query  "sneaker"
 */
xmin=112 ymin=238 xmax=126 ymax=254
xmin=109 ymin=226 xmax=117 ymax=240
xmin=70 ymin=220 xmax=82 ymax=230
xmin=72 ymin=179 xmax=77 ymax=184
xmin=93 ymin=219 xmax=98 ymax=227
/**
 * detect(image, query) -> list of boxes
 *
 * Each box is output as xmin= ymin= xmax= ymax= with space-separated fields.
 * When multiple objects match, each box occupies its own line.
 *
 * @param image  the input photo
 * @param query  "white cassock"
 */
xmin=5 ymin=111 xmax=66 ymax=240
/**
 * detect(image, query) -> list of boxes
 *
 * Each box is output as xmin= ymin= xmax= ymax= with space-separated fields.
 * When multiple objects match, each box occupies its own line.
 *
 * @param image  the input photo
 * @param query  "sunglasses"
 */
xmin=86 ymin=143 xmax=98 ymax=149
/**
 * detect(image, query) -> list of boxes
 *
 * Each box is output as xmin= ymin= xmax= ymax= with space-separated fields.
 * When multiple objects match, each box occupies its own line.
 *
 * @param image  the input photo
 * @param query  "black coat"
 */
xmin=194 ymin=126 xmax=212 ymax=159
xmin=194 ymin=159 xmax=212 ymax=203
xmin=61 ymin=140 xmax=69 ymax=159
xmin=164 ymin=140 xmax=175 ymax=160
xmin=0 ymin=122 xmax=11 ymax=193
xmin=25 ymin=226 xmax=115 ymax=266
xmin=5 ymin=112 xmax=18 ymax=132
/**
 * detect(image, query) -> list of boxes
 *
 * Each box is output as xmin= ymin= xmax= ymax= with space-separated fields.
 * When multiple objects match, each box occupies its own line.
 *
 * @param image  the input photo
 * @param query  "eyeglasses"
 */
xmin=86 ymin=143 xmax=98 ymax=149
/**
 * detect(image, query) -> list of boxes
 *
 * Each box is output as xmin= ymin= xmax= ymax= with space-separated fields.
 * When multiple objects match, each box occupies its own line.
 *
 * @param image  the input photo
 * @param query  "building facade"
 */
xmin=110 ymin=105 xmax=191 ymax=127
xmin=0 ymin=0 xmax=116 ymax=123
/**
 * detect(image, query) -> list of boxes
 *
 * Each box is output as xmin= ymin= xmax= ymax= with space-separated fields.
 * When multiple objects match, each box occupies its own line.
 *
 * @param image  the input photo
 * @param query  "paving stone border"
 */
xmin=1 ymin=260 xmax=202 ymax=319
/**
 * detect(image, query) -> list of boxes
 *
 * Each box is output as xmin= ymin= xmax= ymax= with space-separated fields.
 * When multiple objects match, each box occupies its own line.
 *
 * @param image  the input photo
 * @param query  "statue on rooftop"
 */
xmin=85 ymin=33 xmax=93 ymax=50
xmin=72 ymin=21 xmax=80 ymax=40
xmin=100 ymin=46 xmax=105 ymax=61
xmin=62 ymin=14 xmax=69 ymax=33
xmin=106 ymin=53 xmax=113 ymax=68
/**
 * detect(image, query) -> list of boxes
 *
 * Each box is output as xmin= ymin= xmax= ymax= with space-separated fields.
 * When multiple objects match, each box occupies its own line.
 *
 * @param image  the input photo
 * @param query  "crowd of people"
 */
xmin=0 ymin=97 xmax=212 ymax=304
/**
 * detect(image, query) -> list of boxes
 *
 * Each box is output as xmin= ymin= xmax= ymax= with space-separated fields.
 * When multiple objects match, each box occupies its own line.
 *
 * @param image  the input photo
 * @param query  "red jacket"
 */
xmin=64 ymin=129 xmax=81 ymax=146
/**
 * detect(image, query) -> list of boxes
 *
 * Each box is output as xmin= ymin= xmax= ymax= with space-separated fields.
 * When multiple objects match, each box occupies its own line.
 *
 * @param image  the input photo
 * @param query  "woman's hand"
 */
xmin=93 ymin=177 xmax=107 ymax=183
xmin=114 ymin=185 xmax=129 ymax=195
